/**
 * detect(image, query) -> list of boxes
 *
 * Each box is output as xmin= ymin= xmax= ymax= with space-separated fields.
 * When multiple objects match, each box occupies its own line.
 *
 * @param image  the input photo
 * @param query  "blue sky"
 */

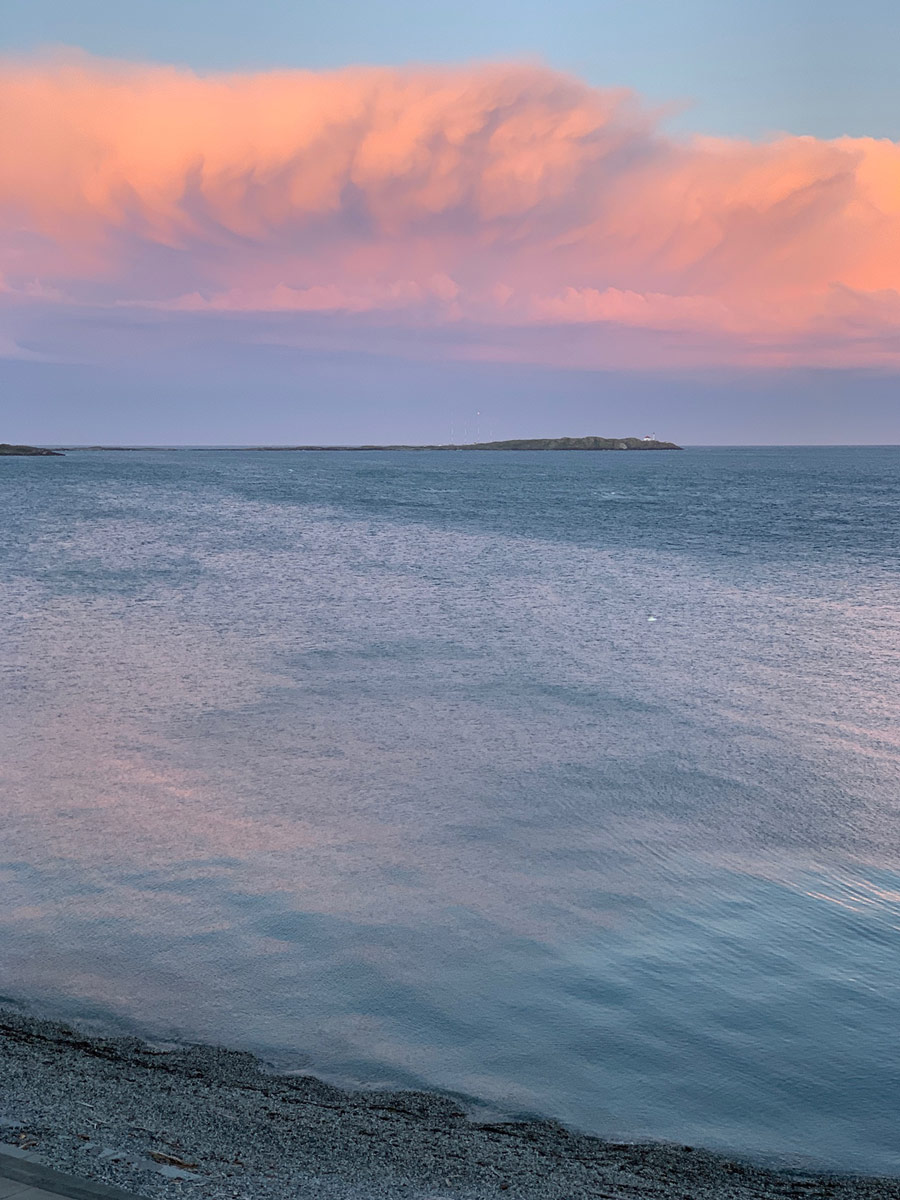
xmin=4 ymin=0 xmax=898 ymax=139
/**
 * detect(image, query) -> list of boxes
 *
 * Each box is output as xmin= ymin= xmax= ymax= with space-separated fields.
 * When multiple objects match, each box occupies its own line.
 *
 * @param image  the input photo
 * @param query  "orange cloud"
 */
xmin=2 ymin=52 xmax=900 ymax=367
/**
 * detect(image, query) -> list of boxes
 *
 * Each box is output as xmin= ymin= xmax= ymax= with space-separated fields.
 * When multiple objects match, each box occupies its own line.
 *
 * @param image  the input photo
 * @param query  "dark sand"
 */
xmin=1 ymin=1009 xmax=897 ymax=1200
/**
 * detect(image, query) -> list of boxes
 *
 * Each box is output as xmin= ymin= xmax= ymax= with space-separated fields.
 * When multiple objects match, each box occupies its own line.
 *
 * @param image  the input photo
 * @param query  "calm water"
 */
xmin=2 ymin=447 xmax=900 ymax=1172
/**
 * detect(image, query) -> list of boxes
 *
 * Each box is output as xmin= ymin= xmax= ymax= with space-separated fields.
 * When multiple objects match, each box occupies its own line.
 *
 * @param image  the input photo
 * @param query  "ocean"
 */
xmin=2 ymin=446 xmax=899 ymax=1173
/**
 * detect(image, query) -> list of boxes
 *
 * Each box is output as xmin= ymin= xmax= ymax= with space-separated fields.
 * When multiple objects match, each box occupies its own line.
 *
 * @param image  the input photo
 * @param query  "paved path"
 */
xmin=0 ymin=1148 xmax=138 ymax=1200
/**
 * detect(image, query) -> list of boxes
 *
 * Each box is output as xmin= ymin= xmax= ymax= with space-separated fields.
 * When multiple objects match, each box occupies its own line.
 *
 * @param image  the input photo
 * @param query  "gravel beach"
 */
xmin=1 ymin=1009 xmax=898 ymax=1200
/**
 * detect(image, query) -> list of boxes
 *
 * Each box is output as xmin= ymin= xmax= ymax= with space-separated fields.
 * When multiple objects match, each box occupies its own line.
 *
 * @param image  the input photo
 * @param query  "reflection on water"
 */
xmin=1 ymin=447 xmax=900 ymax=1172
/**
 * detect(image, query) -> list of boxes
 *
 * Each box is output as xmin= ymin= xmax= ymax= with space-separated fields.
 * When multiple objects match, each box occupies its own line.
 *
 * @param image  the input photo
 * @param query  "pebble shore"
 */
xmin=1 ymin=1008 xmax=898 ymax=1200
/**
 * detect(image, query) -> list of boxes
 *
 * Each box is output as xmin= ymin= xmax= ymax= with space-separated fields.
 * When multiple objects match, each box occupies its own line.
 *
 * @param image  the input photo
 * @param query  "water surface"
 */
xmin=2 ymin=447 xmax=899 ymax=1172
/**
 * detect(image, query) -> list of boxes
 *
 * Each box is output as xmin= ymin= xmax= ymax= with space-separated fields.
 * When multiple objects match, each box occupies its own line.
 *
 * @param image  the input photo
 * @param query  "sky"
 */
xmin=2 ymin=1 xmax=899 ymax=444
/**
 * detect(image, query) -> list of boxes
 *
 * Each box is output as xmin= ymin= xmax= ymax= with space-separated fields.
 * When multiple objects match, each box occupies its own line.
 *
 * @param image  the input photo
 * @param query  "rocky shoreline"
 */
xmin=0 ymin=1008 xmax=897 ymax=1200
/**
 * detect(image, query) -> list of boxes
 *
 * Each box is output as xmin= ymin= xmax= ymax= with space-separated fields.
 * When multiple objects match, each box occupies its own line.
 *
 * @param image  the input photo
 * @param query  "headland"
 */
xmin=0 ymin=443 xmax=64 ymax=456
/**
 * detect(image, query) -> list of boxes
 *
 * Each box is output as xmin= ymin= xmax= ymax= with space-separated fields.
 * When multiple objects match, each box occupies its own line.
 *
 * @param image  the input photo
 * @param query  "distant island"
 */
xmin=253 ymin=436 xmax=682 ymax=451
xmin=43 ymin=437 xmax=682 ymax=453
xmin=0 ymin=443 xmax=64 ymax=456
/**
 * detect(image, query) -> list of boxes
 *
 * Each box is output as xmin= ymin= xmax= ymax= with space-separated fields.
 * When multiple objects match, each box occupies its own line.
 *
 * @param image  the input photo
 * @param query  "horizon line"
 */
xmin=24 ymin=442 xmax=900 ymax=450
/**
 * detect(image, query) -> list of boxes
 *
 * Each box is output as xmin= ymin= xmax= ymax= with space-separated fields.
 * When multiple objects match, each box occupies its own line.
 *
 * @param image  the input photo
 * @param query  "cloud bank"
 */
xmin=2 ymin=53 xmax=900 ymax=367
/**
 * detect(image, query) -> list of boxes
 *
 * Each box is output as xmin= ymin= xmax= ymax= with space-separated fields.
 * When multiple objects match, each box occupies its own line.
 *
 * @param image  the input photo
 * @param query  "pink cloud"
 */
xmin=2 ymin=52 xmax=900 ymax=367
